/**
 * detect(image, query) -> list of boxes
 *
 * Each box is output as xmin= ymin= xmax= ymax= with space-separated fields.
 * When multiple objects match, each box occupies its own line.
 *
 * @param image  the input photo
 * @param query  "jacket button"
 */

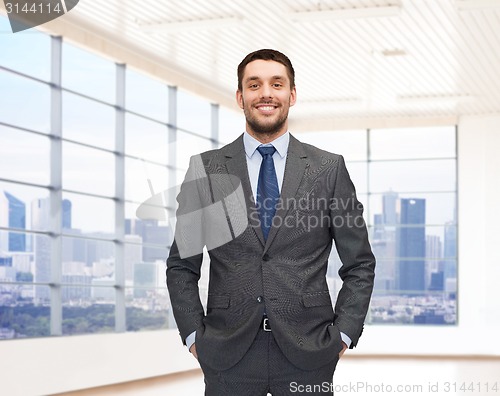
xmin=262 ymin=254 xmax=270 ymax=261
xmin=256 ymin=296 xmax=263 ymax=303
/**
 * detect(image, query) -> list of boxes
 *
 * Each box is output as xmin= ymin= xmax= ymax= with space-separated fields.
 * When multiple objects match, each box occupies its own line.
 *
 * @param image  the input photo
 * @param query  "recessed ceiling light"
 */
xmin=289 ymin=3 xmax=402 ymax=22
xmin=397 ymin=94 xmax=474 ymax=103
xmin=381 ymin=49 xmax=407 ymax=57
xmin=299 ymin=98 xmax=363 ymax=109
xmin=302 ymin=97 xmax=362 ymax=103
xmin=137 ymin=16 xmax=242 ymax=33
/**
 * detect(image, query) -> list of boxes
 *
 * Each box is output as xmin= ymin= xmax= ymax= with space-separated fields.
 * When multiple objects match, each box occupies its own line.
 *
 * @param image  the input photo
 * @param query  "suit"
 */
xmin=166 ymin=133 xmax=375 ymax=373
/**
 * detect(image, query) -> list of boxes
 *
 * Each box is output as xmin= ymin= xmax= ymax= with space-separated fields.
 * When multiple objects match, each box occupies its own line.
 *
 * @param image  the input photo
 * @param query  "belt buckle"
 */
xmin=262 ymin=317 xmax=271 ymax=332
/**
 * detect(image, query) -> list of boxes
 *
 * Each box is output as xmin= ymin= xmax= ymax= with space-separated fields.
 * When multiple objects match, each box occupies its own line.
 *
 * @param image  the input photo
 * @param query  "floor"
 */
xmin=57 ymin=356 xmax=500 ymax=396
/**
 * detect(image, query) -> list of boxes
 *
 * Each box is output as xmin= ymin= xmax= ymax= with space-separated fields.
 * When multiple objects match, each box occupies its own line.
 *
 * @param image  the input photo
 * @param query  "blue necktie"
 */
xmin=257 ymin=146 xmax=279 ymax=241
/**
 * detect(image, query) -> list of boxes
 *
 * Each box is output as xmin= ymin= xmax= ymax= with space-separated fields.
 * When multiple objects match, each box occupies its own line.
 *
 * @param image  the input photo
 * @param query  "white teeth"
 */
xmin=259 ymin=106 xmax=275 ymax=111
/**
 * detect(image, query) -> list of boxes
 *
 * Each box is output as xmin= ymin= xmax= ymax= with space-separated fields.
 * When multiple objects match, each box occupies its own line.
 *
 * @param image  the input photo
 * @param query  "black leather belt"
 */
xmin=261 ymin=315 xmax=271 ymax=332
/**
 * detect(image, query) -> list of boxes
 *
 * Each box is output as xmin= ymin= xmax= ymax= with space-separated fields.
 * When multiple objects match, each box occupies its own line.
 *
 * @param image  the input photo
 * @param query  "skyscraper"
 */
xmin=62 ymin=199 xmax=72 ymax=229
xmin=0 ymin=191 xmax=26 ymax=252
xmin=398 ymin=198 xmax=426 ymax=293
xmin=125 ymin=234 xmax=142 ymax=283
xmin=373 ymin=214 xmax=384 ymax=240
xmin=371 ymin=191 xmax=399 ymax=292
xmin=31 ymin=197 xmax=50 ymax=301
xmin=0 ymin=194 xmax=7 ymax=252
xmin=444 ymin=221 xmax=457 ymax=259
xmin=443 ymin=221 xmax=457 ymax=292
xmin=382 ymin=190 xmax=399 ymax=225
xmin=125 ymin=218 xmax=172 ymax=263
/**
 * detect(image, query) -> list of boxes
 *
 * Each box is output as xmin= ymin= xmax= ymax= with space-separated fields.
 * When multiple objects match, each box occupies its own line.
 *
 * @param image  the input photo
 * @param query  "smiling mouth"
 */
xmin=255 ymin=103 xmax=279 ymax=113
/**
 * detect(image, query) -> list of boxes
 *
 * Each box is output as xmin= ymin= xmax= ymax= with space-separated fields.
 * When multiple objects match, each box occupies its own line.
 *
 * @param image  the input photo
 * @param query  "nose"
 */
xmin=260 ymin=83 xmax=273 ymax=99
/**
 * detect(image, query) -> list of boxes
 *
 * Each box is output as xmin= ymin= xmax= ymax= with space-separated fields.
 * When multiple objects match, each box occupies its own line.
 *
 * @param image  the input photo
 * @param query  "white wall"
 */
xmin=1 ymin=114 xmax=499 ymax=395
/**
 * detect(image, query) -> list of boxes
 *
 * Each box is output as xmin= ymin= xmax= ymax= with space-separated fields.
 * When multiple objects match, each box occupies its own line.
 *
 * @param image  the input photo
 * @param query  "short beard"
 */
xmin=246 ymin=114 xmax=287 ymax=135
xmin=243 ymin=100 xmax=289 ymax=135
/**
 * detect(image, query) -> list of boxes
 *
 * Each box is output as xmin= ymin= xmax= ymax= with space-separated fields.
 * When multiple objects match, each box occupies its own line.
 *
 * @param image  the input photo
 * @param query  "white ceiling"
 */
xmin=5 ymin=0 xmax=500 ymax=129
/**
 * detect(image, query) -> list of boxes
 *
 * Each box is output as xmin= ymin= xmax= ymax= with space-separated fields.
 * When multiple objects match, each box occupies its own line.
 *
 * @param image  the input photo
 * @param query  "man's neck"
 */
xmin=246 ymin=128 xmax=288 ymax=144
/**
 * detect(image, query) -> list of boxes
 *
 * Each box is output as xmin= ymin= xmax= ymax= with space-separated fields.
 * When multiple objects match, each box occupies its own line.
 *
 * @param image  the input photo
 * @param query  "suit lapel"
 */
xmin=223 ymin=135 xmax=266 ymax=247
xmin=221 ymin=134 xmax=308 ymax=251
xmin=264 ymin=135 xmax=308 ymax=253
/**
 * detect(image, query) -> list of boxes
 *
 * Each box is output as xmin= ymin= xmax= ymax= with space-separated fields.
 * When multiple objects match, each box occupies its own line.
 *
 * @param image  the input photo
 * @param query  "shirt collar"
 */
xmin=243 ymin=131 xmax=290 ymax=159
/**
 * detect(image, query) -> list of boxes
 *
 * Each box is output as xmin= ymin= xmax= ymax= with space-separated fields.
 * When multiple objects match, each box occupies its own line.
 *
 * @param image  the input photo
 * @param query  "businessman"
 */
xmin=166 ymin=49 xmax=375 ymax=395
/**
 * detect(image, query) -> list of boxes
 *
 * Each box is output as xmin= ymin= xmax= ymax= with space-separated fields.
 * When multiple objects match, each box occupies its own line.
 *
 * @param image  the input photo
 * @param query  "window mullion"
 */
xmin=167 ymin=85 xmax=177 ymax=328
xmin=211 ymin=103 xmax=219 ymax=149
xmin=49 ymin=35 xmax=63 ymax=336
xmin=115 ymin=63 xmax=126 ymax=332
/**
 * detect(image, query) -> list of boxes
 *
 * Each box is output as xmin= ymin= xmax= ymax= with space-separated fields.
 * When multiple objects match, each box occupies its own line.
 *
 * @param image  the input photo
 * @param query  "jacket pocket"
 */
xmin=302 ymin=291 xmax=332 ymax=307
xmin=207 ymin=294 xmax=230 ymax=309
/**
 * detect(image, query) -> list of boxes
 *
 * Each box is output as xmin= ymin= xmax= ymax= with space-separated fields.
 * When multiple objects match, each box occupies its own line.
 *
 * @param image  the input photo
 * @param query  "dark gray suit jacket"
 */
xmin=166 ymin=134 xmax=375 ymax=371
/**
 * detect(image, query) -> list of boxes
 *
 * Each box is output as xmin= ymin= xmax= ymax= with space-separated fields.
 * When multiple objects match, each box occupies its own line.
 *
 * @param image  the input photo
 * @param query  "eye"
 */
xmin=273 ymin=83 xmax=283 ymax=88
xmin=249 ymin=83 xmax=259 ymax=89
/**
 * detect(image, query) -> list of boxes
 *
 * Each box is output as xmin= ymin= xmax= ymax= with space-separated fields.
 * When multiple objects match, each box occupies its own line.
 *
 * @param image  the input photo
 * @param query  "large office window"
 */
xmin=0 ymin=15 xmax=222 ymax=339
xmin=1 ymin=16 xmax=54 ymax=339
xmin=0 ymin=16 xmax=212 ymax=339
xmin=297 ymin=127 xmax=457 ymax=325
xmin=0 ymin=15 xmax=457 ymax=341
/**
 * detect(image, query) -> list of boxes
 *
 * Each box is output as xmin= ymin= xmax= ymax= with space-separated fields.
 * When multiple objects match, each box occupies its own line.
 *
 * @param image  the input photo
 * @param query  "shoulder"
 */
xmin=290 ymin=134 xmax=343 ymax=167
xmin=188 ymin=134 xmax=244 ymax=173
xmin=186 ymin=135 xmax=242 ymax=163
xmin=202 ymin=134 xmax=243 ymax=158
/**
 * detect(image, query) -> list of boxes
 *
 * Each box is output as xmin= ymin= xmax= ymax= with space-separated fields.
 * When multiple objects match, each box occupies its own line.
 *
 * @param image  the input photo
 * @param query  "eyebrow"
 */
xmin=245 ymin=75 xmax=286 ymax=83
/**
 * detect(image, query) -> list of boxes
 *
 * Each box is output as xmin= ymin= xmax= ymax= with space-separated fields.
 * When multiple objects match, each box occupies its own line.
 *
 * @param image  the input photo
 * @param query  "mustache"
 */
xmin=254 ymin=101 xmax=280 ymax=106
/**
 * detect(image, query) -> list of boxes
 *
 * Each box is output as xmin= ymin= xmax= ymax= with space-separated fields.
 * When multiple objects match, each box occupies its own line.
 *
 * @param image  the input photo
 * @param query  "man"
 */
xmin=167 ymin=49 xmax=375 ymax=395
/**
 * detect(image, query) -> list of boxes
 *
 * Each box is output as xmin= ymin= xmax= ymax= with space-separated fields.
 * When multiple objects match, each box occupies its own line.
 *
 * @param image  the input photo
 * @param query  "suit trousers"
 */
xmin=198 ymin=327 xmax=338 ymax=396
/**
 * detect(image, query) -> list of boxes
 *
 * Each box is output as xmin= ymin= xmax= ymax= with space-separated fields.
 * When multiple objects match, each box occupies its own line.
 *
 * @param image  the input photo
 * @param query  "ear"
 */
xmin=236 ymin=90 xmax=244 ymax=109
xmin=289 ymin=86 xmax=297 ymax=107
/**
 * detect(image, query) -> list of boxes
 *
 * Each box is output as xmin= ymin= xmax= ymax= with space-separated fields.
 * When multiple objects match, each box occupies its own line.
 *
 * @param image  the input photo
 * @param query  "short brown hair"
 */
xmin=237 ymin=49 xmax=295 ymax=91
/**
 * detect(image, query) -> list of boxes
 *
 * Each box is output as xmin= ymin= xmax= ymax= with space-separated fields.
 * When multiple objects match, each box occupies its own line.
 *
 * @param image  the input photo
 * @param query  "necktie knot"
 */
xmin=257 ymin=145 xmax=276 ymax=158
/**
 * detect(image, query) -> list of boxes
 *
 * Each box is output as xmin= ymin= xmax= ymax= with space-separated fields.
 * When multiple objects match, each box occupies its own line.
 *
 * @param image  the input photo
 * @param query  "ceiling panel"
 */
xmin=3 ymin=0 xmax=499 ymax=125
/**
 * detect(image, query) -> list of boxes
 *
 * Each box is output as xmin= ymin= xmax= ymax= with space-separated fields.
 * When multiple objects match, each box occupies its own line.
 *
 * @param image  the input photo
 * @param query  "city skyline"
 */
xmin=0 ymin=189 xmax=172 ymax=339
xmin=1 ymin=155 xmax=458 ymax=339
